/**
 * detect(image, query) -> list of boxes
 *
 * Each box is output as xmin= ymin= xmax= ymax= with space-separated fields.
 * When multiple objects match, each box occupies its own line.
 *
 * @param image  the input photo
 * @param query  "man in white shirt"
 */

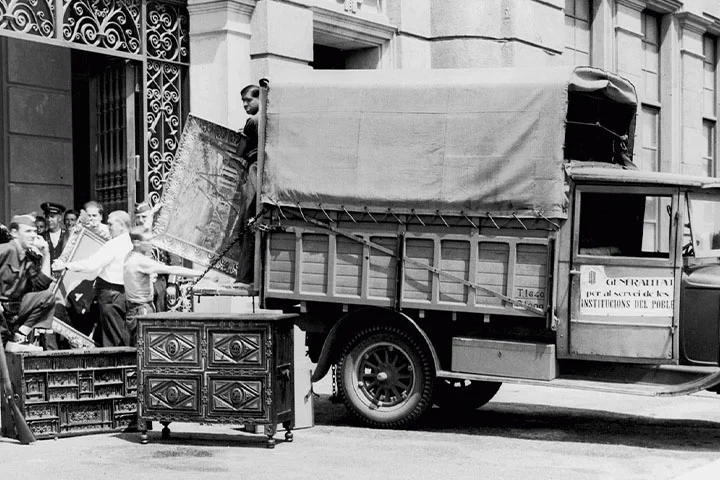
xmin=53 ymin=211 xmax=132 ymax=346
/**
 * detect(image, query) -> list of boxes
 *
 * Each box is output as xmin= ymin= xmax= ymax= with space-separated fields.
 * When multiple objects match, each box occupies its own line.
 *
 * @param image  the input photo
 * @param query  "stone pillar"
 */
xmin=591 ymin=0 xmax=616 ymax=70
xmin=429 ymin=0 xmax=564 ymax=68
xmin=249 ymin=0 xmax=313 ymax=83
xmin=187 ymin=0 xmax=257 ymax=130
xmin=386 ymin=0 xmax=431 ymax=69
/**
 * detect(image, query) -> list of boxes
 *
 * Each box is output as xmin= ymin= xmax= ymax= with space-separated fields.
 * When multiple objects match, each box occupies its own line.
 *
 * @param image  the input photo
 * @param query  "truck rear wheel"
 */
xmin=433 ymin=379 xmax=501 ymax=410
xmin=337 ymin=326 xmax=434 ymax=428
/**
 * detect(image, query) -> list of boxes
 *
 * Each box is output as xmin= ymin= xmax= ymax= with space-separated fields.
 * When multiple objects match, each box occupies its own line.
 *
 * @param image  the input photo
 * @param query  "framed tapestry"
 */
xmin=52 ymin=225 xmax=107 ymax=348
xmin=153 ymin=114 xmax=254 ymax=277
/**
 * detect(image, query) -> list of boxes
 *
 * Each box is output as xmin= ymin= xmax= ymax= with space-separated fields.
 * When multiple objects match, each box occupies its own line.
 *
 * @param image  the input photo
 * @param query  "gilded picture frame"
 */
xmin=51 ymin=224 xmax=107 ymax=348
xmin=153 ymin=114 xmax=252 ymax=277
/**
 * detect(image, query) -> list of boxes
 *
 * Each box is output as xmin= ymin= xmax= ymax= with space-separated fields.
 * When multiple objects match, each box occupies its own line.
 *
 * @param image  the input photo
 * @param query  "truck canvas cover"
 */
xmin=261 ymin=67 xmax=636 ymax=219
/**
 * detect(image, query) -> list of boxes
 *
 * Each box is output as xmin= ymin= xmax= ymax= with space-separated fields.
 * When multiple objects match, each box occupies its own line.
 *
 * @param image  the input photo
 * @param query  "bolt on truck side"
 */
xmin=249 ymin=67 xmax=720 ymax=427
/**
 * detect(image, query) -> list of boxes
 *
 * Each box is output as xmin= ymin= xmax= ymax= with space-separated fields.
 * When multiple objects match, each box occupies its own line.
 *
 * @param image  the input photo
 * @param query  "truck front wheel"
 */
xmin=337 ymin=326 xmax=434 ymax=428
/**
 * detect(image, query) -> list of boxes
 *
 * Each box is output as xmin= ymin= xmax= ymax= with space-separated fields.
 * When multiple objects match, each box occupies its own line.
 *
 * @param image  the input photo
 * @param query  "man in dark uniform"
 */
xmin=0 ymin=214 xmax=55 ymax=352
xmin=41 ymin=202 xmax=69 ymax=262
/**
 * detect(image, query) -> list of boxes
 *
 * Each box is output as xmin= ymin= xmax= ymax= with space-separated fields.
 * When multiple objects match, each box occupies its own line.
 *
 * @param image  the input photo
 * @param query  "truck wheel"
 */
xmin=432 ymin=379 xmax=501 ymax=410
xmin=337 ymin=326 xmax=434 ymax=428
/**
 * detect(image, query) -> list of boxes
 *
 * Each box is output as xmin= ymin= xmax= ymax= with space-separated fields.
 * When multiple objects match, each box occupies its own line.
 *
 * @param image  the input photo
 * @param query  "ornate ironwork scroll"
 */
xmin=62 ymin=0 xmax=141 ymax=53
xmin=147 ymin=0 xmax=189 ymax=63
xmin=146 ymin=1 xmax=189 ymax=207
xmin=0 ymin=0 xmax=54 ymax=37
xmin=147 ymin=59 xmax=185 ymax=205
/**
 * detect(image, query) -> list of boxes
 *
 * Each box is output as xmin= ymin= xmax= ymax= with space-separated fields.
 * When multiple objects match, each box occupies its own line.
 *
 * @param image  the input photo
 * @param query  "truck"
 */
xmin=240 ymin=66 xmax=720 ymax=428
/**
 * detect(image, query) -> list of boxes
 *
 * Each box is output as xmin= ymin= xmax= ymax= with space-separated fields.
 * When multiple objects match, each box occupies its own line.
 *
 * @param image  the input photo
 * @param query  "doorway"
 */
xmin=72 ymin=51 xmax=142 ymax=215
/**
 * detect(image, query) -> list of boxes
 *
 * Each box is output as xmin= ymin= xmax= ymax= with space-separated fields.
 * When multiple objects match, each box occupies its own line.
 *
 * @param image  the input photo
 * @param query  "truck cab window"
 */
xmin=578 ymin=192 xmax=671 ymax=258
xmin=687 ymin=193 xmax=720 ymax=257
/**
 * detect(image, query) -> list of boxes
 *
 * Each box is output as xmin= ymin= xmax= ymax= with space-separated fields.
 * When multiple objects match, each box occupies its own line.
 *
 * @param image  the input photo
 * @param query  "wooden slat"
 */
xmin=268 ymin=232 xmax=296 ymax=291
xmin=301 ymin=234 xmax=328 ymax=294
xmin=368 ymin=236 xmax=396 ymax=300
xmin=440 ymin=240 xmax=469 ymax=303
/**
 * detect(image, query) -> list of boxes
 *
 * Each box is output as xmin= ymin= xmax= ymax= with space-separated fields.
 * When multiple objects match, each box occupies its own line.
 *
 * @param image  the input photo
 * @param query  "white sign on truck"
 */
xmin=579 ymin=265 xmax=674 ymax=317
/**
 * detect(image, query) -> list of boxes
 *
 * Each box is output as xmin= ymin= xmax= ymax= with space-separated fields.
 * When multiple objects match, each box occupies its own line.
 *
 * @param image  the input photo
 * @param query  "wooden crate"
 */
xmin=1 ymin=348 xmax=137 ymax=440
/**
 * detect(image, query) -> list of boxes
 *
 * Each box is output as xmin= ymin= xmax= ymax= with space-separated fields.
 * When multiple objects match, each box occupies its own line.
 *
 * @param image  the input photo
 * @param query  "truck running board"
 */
xmin=437 ymin=365 xmax=720 ymax=397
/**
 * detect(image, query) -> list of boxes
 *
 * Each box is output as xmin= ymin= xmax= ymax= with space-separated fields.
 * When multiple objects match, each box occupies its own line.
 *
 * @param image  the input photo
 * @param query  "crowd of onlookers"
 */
xmin=34 ymin=208 xmax=79 ymax=236
xmin=0 ymin=199 xmax=201 ymax=353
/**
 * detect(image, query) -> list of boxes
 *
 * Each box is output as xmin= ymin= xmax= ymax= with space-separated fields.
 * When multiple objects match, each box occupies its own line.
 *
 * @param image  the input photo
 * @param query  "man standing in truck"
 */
xmin=234 ymin=84 xmax=260 ymax=287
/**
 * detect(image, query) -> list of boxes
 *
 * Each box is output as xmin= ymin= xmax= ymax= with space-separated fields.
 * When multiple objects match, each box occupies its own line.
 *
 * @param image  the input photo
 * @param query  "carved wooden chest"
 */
xmin=136 ymin=312 xmax=296 ymax=448
xmin=0 ymin=348 xmax=137 ymax=440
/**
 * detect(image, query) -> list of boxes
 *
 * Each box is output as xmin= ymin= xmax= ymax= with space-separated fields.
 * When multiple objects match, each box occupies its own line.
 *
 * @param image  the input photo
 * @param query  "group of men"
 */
xmin=0 ymin=201 xmax=202 ymax=352
xmin=0 ymin=83 xmax=260 ymax=354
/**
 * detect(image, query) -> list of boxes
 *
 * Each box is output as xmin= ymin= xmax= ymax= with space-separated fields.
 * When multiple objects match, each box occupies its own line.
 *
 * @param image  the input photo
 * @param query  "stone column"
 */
xmin=249 ymin=0 xmax=313 ymax=83
xmin=429 ymin=0 xmax=564 ymax=68
xmin=187 ymin=0 xmax=257 ymax=130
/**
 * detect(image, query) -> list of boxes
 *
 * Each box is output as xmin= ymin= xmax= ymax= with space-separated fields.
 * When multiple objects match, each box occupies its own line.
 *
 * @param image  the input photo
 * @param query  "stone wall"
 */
xmin=0 ymin=38 xmax=73 ymax=221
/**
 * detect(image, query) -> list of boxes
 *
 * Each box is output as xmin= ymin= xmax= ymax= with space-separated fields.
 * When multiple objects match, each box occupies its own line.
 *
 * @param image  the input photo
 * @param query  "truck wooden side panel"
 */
xmin=265 ymin=220 xmax=554 ymax=318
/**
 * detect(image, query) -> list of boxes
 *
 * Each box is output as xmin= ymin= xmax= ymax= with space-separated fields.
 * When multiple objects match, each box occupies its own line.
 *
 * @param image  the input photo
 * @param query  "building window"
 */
xmin=641 ymin=11 xmax=660 ymax=104
xmin=640 ymin=105 xmax=660 ymax=172
xmin=704 ymin=35 xmax=717 ymax=176
xmin=564 ymin=0 xmax=591 ymax=66
xmin=704 ymin=120 xmax=716 ymax=176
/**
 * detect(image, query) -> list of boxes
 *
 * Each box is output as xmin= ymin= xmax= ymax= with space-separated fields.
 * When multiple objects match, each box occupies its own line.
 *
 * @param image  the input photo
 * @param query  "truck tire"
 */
xmin=337 ymin=325 xmax=434 ymax=428
xmin=433 ymin=379 xmax=501 ymax=410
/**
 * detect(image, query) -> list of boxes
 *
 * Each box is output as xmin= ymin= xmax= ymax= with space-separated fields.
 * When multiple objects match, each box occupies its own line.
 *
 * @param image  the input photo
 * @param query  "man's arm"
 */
xmin=138 ymin=256 xmax=204 ymax=278
xmin=52 ymin=239 xmax=114 ymax=274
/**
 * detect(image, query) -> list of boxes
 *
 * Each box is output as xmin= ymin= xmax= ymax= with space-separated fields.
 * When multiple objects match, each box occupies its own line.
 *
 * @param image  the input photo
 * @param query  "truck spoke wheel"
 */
xmin=337 ymin=326 xmax=434 ymax=428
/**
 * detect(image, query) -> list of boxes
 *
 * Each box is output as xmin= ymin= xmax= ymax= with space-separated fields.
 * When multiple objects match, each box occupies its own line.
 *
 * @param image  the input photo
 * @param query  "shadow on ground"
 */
xmin=313 ymin=394 xmax=720 ymax=452
xmin=114 ymin=426 xmax=292 ymax=449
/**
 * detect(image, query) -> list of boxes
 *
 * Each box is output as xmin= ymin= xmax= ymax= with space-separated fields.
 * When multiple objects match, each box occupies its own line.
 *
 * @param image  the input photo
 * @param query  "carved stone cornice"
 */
xmin=676 ymin=11 xmax=712 ymax=35
xmin=703 ymin=12 xmax=720 ymax=37
xmin=312 ymin=4 xmax=397 ymax=47
xmin=187 ymin=0 xmax=256 ymax=17
xmin=644 ymin=0 xmax=683 ymax=13
xmin=615 ymin=0 xmax=682 ymax=13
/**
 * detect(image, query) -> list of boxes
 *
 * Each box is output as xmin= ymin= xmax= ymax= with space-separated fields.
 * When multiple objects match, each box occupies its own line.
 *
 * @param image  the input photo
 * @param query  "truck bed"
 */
xmin=264 ymin=218 xmax=554 ymax=319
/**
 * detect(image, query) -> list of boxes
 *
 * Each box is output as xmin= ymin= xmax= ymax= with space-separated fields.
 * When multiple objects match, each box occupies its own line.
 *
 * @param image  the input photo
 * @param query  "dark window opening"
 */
xmin=578 ymin=192 xmax=671 ymax=258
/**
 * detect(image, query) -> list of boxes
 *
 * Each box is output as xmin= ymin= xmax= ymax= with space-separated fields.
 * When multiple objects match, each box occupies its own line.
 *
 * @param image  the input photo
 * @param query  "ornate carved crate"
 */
xmin=136 ymin=312 xmax=296 ymax=448
xmin=1 ymin=348 xmax=137 ymax=440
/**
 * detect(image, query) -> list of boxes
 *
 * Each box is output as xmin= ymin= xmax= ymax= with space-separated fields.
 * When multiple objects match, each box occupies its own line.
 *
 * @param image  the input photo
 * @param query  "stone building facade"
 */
xmin=191 ymin=0 xmax=720 ymax=179
xmin=0 ymin=0 xmax=719 ymax=222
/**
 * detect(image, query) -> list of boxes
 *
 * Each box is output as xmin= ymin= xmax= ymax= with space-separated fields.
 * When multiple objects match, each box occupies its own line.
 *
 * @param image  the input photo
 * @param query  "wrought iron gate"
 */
xmin=0 ymin=0 xmax=189 ymax=207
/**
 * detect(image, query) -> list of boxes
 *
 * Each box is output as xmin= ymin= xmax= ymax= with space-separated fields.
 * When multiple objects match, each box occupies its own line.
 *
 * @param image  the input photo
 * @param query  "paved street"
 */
xmin=3 ymin=379 xmax=720 ymax=480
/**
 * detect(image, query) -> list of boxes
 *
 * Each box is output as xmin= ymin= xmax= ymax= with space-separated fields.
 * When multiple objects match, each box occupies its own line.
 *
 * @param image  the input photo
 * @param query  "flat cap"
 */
xmin=134 ymin=201 xmax=153 ymax=214
xmin=41 ymin=202 xmax=66 ymax=215
xmin=11 ymin=214 xmax=36 ymax=227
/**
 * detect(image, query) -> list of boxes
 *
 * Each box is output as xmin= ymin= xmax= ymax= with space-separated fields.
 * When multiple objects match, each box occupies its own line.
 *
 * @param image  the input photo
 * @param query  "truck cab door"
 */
xmin=568 ymin=185 xmax=680 ymax=362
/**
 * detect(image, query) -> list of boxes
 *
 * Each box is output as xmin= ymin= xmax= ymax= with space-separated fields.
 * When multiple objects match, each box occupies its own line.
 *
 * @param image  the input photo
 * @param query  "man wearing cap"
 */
xmin=53 ymin=211 xmax=132 ymax=347
xmin=124 ymin=226 xmax=202 ymax=345
xmin=0 ymin=214 xmax=54 ymax=352
xmin=134 ymin=200 xmax=182 ymax=312
xmin=41 ymin=202 xmax=69 ymax=262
